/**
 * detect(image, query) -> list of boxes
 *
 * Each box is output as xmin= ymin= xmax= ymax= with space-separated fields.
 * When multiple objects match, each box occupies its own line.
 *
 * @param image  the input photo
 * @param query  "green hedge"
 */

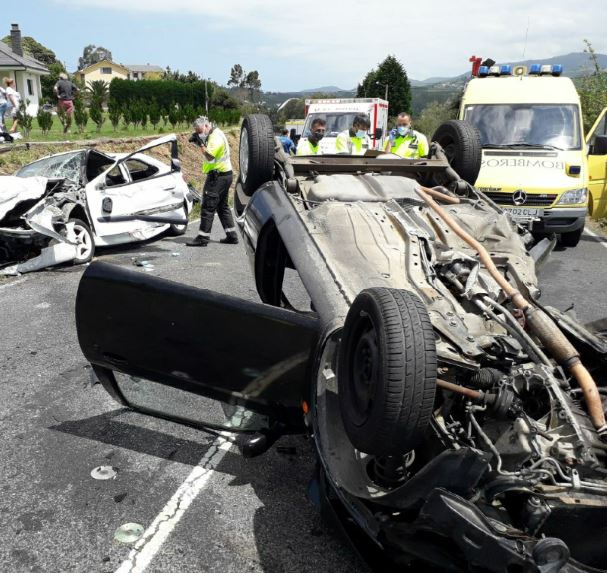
xmin=109 ymin=78 xmax=213 ymax=110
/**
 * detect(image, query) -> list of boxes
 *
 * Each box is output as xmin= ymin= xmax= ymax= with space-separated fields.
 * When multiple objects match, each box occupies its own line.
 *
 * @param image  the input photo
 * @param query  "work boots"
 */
xmin=186 ymin=235 xmax=209 ymax=247
xmin=220 ymin=231 xmax=239 ymax=245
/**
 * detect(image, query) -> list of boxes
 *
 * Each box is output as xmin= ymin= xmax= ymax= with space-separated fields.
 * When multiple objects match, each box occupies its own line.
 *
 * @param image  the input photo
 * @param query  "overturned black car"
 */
xmin=76 ymin=115 xmax=607 ymax=572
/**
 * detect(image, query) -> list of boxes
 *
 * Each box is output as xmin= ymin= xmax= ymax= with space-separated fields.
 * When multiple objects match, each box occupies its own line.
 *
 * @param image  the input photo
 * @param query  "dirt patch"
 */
xmin=587 ymin=216 xmax=607 ymax=237
xmin=0 ymin=129 xmax=241 ymax=194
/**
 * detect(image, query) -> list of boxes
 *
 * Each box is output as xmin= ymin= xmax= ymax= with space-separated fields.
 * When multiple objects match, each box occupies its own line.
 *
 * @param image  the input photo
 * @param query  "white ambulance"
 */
xmin=301 ymin=98 xmax=389 ymax=154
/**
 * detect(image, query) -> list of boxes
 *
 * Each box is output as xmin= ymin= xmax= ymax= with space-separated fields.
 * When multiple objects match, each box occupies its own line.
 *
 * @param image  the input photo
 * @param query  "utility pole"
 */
xmin=376 ymin=81 xmax=388 ymax=101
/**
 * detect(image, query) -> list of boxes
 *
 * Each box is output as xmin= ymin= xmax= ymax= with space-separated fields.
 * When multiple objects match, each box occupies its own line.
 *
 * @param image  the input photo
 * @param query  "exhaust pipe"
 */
xmin=416 ymin=186 xmax=607 ymax=439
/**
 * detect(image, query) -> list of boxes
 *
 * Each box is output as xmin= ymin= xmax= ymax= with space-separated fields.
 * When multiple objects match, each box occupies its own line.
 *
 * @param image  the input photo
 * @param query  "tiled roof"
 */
xmin=126 ymin=64 xmax=164 ymax=73
xmin=0 ymin=40 xmax=48 ymax=73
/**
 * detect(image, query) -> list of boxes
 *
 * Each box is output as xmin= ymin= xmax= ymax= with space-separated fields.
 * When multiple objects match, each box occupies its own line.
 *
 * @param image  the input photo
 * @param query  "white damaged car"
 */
xmin=0 ymin=135 xmax=197 ymax=274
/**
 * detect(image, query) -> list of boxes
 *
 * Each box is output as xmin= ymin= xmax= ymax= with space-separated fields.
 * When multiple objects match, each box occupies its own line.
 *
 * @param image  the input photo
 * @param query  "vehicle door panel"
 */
xmin=86 ymin=157 xmax=183 ymax=242
xmin=76 ymin=262 xmax=320 ymax=429
xmin=587 ymin=107 xmax=607 ymax=219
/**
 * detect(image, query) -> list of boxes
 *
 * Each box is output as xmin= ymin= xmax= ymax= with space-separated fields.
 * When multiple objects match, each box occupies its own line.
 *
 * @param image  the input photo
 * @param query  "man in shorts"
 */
xmin=54 ymin=73 xmax=79 ymax=134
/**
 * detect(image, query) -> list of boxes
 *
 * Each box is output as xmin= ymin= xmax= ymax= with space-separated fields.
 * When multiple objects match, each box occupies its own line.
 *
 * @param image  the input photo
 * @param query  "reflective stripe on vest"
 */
xmin=203 ymin=128 xmax=232 ymax=173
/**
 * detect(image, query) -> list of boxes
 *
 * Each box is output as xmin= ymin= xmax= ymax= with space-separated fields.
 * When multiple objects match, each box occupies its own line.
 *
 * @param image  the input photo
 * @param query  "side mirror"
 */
xmin=590 ymin=135 xmax=607 ymax=156
xmin=171 ymin=158 xmax=182 ymax=172
xmin=374 ymin=127 xmax=383 ymax=139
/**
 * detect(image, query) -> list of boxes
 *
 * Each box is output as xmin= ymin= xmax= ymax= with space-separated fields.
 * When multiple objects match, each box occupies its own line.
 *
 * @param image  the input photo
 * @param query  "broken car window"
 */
xmin=126 ymin=159 xmax=159 ymax=182
xmin=16 ymin=151 xmax=85 ymax=183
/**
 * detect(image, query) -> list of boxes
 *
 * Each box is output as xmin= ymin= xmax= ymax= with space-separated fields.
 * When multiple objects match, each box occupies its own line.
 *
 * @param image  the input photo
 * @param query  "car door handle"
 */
xmin=163 ymin=185 xmax=176 ymax=190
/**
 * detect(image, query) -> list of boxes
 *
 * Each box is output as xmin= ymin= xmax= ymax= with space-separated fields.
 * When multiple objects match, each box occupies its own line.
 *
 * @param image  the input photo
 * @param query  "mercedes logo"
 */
xmin=513 ymin=190 xmax=527 ymax=206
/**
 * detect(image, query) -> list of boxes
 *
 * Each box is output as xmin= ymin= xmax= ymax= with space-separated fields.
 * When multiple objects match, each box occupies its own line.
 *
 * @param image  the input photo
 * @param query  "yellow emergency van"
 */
xmin=460 ymin=63 xmax=605 ymax=247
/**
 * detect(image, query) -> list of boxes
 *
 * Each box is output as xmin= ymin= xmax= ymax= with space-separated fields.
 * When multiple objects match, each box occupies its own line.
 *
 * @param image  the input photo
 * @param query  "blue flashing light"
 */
xmin=569 ymin=165 xmax=581 ymax=175
xmin=478 ymin=66 xmax=489 ymax=77
xmin=529 ymin=64 xmax=541 ymax=75
xmin=552 ymin=64 xmax=563 ymax=76
xmin=500 ymin=65 xmax=512 ymax=75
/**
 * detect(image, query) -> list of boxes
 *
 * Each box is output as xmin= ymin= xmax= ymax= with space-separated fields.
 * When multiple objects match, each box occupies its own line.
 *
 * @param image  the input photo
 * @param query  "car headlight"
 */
xmin=557 ymin=188 xmax=588 ymax=205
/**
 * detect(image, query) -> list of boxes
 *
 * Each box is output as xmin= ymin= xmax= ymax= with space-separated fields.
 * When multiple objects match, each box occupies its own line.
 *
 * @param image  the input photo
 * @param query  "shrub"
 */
xmin=168 ymin=106 xmax=180 ymax=130
xmin=149 ymin=102 xmax=161 ymax=129
xmin=90 ymin=98 xmax=105 ymax=132
xmin=108 ymin=99 xmax=121 ymax=131
xmin=37 ymin=107 xmax=54 ymax=135
xmin=74 ymin=98 xmax=89 ymax=133
xmin=16 ymin=99 xmax=34 ymax=136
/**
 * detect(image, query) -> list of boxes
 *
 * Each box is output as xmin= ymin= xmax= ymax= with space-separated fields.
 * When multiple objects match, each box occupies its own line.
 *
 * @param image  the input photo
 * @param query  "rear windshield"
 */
xmin=16 ymin=151 xmax=85 ymax=183
xmin=464 ymin=104 xmax=582 ymax=150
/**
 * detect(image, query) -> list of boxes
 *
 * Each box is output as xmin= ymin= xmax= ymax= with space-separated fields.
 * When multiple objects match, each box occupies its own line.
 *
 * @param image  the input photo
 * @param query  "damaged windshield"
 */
xmin=16 ymin=151 xmax=85 ymax=184
xmin=464 ymin=104 xmax=582 ymax=150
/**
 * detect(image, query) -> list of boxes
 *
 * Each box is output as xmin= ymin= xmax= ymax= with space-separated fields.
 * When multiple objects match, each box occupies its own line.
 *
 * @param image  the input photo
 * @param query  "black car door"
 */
xmin=76 ymin=262 xmax=320 ymax=433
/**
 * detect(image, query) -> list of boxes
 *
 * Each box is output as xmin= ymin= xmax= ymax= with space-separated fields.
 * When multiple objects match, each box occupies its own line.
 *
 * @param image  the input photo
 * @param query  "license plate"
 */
xmin=503 ymin=207 xmax=543 ymax=221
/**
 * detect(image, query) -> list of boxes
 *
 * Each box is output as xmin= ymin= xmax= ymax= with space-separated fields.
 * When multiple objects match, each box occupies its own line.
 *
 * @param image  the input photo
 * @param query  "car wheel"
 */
xmin=432 ymin=120 xmax=482 ymax=185
xmin=239 ymin=114 xmax=274 ymax=197
xmin=69 ymin=218 xmax=95 ymax=264
xmin=338 ymin=288 xmax=436 ymax=456
xmin=559 ymin=226 xmax=584 ymax=248
xmin=168 ymin=204 xmax=188 ymax=236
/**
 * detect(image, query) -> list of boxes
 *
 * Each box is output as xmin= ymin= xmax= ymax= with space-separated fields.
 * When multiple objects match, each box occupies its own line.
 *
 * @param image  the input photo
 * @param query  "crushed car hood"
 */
xmin=0 ymin=176 xmax=48 ymax=222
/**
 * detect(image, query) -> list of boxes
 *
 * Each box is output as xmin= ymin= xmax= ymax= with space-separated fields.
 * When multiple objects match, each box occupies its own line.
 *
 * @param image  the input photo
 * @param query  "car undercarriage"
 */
xmin=76 ymin=115 xmax=607 ymax=572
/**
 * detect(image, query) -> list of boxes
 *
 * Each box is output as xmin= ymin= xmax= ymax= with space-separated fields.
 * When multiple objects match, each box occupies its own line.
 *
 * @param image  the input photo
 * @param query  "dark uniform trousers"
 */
xmin=199 ymin=170 xmax=235 ymax=235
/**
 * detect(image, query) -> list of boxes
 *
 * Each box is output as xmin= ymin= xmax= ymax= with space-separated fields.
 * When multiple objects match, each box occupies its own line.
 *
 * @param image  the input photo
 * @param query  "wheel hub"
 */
xmin=350 ymin=326 xmax=379 ymax=425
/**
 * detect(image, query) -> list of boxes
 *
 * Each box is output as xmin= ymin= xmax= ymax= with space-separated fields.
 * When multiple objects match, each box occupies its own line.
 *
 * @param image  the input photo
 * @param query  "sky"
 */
xmin=4 ymin=0 xmax=607 ymax=91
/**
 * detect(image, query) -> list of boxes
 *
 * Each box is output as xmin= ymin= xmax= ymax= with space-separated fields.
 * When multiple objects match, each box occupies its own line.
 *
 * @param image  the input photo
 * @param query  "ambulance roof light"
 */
xmin=551 ymin=64 xmax=563 ymax=76
xmin=489 ymin=65 xmax=500 ymax=76
xmin=500 ymin=65 xmax=512 ymax=75
xmin=478 ymin=66 xmax=489 ymax=77
xmin=529 ymin=64 xmax=541 ymax=75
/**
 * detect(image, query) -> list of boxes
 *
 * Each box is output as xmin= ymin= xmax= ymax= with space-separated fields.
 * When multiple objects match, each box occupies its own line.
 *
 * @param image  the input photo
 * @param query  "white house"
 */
xmin=0 ymin=24 xmax=49 ymax=115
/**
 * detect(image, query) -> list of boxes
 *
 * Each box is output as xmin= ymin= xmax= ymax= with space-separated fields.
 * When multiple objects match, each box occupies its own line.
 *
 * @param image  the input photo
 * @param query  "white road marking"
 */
xmin=114 ymin=435 xmax=232 ymax=573
xmin=584 ymin=227 xmax=607 ymax=250
xmin=0 ymin=277 xmax=27 ymax=291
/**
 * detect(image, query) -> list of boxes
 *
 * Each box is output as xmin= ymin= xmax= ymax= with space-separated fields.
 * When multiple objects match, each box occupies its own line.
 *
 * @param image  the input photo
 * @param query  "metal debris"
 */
xmin=114 ymin=522 xmax=144 ymax=544
xmin=90 ymin=465 xmax=117 ymax=480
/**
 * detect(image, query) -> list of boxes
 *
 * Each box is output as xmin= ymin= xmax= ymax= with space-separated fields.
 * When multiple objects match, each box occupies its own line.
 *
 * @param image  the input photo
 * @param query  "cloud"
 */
xmin=56 ymin=0 xmax=607 ymax=87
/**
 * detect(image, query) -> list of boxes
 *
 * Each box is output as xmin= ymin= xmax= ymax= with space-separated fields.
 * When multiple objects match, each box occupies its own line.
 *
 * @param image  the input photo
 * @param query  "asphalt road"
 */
xmin=1 ymin=221 xmax=606 ymax=573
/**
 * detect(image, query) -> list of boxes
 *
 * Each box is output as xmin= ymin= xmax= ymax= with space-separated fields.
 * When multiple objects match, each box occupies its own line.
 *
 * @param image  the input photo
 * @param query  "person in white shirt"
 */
xmin=3 ymin=78 xmax=21 ymax=134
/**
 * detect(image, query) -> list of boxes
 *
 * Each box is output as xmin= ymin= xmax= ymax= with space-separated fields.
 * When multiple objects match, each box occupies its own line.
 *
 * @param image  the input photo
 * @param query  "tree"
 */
xmin=210 ymin=88 xmax=240 ymax=111
xmin=2 ymin=35 xmax=58 ymax=65
xmin=148 ymin=102 xmax=161 ymax=129
xmin=357 ymin=55 xmax=412 ymax=116
xmin=40 ymin=61 xmax=67 ymax=102
xmin=227 ymin=64 xmax=245 ymax=87
xmin=278 ymin=98 xmax=305 ymax=123
xmin=243 ymin=70 xmax=262 ymax=102
xmin=578 ymin=40 xmax=607 ymax=133
xmin=414 ymin=101 xmax=457 ymax=140
xmin=86 ymin=80 xmax=110 ymax=105
xmin=78 ymin=45 xmax=113 ymax=70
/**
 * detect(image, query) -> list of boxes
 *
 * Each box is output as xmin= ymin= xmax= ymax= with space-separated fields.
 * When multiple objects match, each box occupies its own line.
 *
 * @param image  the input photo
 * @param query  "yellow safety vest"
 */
xmin=296 ymin=139 xmax=320 ymax=155
xmin=336 ymin=130 xmax=369 ymax=155
xmin=385 ymin=130 xmax=429 ymax=159
xmin=202 ymin=128 xmax=232 ymax=174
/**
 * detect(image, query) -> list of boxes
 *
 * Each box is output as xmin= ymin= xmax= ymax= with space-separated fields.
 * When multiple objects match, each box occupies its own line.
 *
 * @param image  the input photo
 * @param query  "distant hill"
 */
xmin=263 ymin=52 xmax=607 ymax=117
xmin=415 ymin=52 xmax=607 ymax=86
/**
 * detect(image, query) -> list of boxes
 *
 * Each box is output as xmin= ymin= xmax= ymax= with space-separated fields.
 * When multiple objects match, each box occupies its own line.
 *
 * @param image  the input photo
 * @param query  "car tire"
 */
xmin=432 ymin=120 xmax=482 ymax=185
xmin=559 ymin=226 xmax=584 ymax=248
xmin=168 ymin=204 xmax=189 ymax=236
xmin=239 ymin=114 xmax=274 ymax=197
xmin=338 ymin=288 xmax=436 ymax=456
xmin=69 ymin=218 xmax=95 ymax=264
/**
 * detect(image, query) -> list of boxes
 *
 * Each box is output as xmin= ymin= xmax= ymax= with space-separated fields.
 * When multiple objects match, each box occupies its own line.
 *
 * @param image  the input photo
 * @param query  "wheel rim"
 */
xmin=73 ymin=224 xmax=93 ymax=261
xmin=173 ymin=207 xmax=188 ymax=231
xmin=239 ymin=128 xmax=249 ymax=184
xmin=349 ymin=318 xmax=379 ymax=426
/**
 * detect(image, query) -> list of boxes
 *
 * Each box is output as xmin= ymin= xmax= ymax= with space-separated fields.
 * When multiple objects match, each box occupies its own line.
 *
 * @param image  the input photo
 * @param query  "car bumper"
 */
xmin=532 ymin=207 xmax=587 ymax=234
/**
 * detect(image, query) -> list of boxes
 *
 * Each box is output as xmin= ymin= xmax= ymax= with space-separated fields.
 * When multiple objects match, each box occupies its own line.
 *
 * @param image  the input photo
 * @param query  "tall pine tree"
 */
xmin=357 ymin=55 xmax=412 ymax=116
